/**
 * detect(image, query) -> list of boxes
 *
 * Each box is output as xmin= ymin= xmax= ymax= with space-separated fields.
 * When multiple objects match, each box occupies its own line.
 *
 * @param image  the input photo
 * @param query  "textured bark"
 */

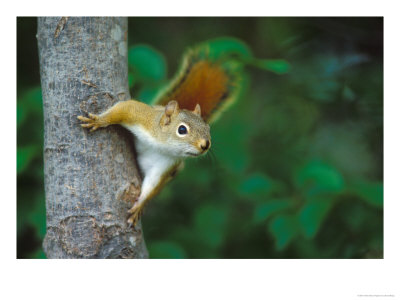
xmin=38 ymin=17 xmax=148 ymax=258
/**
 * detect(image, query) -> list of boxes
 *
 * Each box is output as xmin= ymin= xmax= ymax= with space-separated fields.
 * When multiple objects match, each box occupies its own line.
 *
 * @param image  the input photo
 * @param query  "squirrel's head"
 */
xmin=159 ymin=100 xmax=211 ymax=157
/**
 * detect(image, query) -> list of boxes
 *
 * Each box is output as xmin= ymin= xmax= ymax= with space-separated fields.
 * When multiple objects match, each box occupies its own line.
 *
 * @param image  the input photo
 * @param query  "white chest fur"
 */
xmin=124 ymin=124 xmax=178 ymax=171
xmin=123 ymin=124 xmax=179 ymax=203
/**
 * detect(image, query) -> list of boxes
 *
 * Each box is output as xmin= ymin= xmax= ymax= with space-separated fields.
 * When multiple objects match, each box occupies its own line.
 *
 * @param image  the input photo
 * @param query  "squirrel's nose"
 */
xmin=200 ymin=139 xmax=210 ymax=151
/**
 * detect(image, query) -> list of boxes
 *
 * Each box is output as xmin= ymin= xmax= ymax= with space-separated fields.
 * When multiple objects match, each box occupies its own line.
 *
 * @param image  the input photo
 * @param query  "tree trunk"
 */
xmin=38 ymin=17 xmax=148 ymax=258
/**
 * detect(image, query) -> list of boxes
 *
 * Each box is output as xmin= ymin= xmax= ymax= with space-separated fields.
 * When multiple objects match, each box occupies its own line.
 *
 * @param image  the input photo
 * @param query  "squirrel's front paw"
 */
xmin=77 ymin=113 xmax=102 ymax=132
xmin=127 ymin=202 xmax=143 ymax=227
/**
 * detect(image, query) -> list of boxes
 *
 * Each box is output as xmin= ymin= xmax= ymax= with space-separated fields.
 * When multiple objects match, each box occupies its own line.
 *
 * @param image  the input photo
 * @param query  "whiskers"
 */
xmin=200 ymin=141 xmax=220 ymax=169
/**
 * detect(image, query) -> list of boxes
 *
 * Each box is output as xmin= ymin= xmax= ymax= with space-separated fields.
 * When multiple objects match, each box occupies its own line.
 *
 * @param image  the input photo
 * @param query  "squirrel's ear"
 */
xmin=162 ymin=100 xmax=179 ymax=125
xmin=165 ymin=100 xmax=179 ymax=116
xmin=193 ymin=103 xmax=201 ymax=117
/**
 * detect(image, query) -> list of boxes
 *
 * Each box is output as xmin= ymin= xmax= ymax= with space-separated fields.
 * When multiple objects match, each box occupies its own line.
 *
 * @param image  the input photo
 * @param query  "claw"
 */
xmin=127 ymin=220 xmax=133 ymax=228
xmin=127 ymin=198 xmax=140 ymax=214
xmin=127 ymin=215 xmax=137 ymax=226
xmin=78 ymin=112 xmax=103 ymax=132
xmin=78 ymin=116 xmax=90 ymax=122
xmin=88 ymin=113 xmax=98 ymax=119
xmin=127 ymin=203 xmax=143 ymax=227
xmin=128 ymin=204 xmax=138 ymax=214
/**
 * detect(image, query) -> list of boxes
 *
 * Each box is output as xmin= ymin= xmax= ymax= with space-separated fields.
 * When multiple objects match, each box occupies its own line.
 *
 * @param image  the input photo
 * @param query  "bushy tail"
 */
xmin=152 ymin=39 xmax=245 ymax=123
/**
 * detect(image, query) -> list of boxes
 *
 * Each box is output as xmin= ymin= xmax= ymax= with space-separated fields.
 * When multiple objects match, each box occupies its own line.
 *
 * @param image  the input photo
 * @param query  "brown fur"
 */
xmin=159 ymin=61 xmax=229 ymax=121
xmin=78 ymin=100 xmax=159 ymax=134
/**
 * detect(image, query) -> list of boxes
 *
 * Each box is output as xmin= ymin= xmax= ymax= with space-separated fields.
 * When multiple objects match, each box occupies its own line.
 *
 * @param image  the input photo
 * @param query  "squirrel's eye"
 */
xmin=178 ymin=125 xmax=188 ymax=135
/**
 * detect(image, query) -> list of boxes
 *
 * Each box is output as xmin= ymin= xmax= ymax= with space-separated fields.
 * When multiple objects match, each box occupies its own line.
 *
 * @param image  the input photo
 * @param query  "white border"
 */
xmin=3 ymin=1 xmax=399 ymax=299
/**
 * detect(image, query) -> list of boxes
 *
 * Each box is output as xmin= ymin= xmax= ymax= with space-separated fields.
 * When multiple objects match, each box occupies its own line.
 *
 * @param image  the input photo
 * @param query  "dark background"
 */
xmin=17 ymin=17 xmax=383 ymax=258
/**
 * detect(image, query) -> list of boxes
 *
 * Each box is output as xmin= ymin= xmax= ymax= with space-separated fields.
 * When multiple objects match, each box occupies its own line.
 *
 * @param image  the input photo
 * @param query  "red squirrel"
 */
xmin=78 ymin=43 xmax=241 ymax=226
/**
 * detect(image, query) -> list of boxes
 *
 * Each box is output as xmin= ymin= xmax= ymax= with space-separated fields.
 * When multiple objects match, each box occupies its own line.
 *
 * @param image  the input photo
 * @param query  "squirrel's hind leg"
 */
xmin=126 ymin=162 xmax=181 ymax=226
xmin=126 ymin=169 xmax=162 ymax=226
xmin=127 ymin=202 xmax=144 ymax=226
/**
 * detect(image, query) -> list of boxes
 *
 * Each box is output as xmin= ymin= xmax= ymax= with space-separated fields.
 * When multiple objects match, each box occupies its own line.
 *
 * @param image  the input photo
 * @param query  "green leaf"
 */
xmin=148 ymin=241 xmax=187 ymax=259
xmin=201 ymin=37 xmax=253 ymax=61
xmin=17 ymin=145 xmax=39 ymax=174
xmin=238 ymin=173 xmax=272 ymax=197
xmin=194 ymin=205 xmax=228 ymax=249
xmin=17 ymin=87 xmax=43 ymax=128
xmin=252 ymin=59 xmax=291 ymax=74
xmin=268 ymin=214 xmax=298 ymax=250
xmin=200 ymin=38 xmax=291 ymax=77
xmin=138 ymin=85 xmax=163 ymax=104
xmin=295 ymin=160 xmax=344 ymax=196
xmin=253 ymin=199 xmax=291 ymax=223
xmin=27 ymin=88 xmax=43 ymax=112
xmin=128 ymin=44 xmax=167 ymax=83
xmin=298 ymin=197 xmax=333 ymax=238
xmin=351 ymin=181 xmax=383 ymax=207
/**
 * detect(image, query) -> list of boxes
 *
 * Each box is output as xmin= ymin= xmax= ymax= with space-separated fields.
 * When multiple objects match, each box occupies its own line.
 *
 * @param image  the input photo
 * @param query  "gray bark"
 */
xmin=38 ymin=17 xmax=148 ymax=258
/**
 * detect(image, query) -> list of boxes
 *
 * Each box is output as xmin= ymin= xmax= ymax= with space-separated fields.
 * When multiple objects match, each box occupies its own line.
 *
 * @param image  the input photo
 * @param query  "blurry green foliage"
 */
xmin=350 ymin=181 xmax=383 ymax=208
xmin=253 ymin=199 xmax=292 ymax=224
xmin=238 ymin=173 xmax=273 ymax=197
xmin=148 ymin=241 xmax=187 ymax=259
xmin=295 ymin=160 xmax=344 ymax=196
xmin=202 ymin=37 xmax=253 ymax=60
xmin=136 ymin=18 xmax=382 ymax=259
xmin=194 ymin=205 xmax=229 ymax=249
xmin=128 ymin=44 xmax=167 ymax=104
xmin=17 ymin=145 xmax=40 ymax=174
xmin=269 ymin=214 xmax=299 ymax=250
xmin=251 ymin=59 xmax=291 ymax=74
xmin=298 ymin=197 xmax=333 ymax=239
xmin=17 ymin=85 xmax=46 ymax=258
xmin=18 ymin=17 xmax=383 ymax=259
xmin=128 ymin=44 xmax=167 ymax=83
